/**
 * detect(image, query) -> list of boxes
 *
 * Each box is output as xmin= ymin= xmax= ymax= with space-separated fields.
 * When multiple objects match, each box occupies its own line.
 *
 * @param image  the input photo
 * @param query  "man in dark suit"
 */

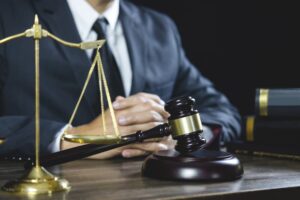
xmin=0 ymin=0 xmax=241 ymax=159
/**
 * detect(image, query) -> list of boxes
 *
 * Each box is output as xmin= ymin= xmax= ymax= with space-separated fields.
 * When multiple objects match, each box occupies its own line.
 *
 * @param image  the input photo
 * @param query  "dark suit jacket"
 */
xmin=0 ymin=0 xmax=241 ymax=157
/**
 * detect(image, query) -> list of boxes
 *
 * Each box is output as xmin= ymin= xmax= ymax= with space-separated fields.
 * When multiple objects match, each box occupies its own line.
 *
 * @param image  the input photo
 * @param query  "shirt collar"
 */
xmin=67 ymin=0 xmax=120 ymax=40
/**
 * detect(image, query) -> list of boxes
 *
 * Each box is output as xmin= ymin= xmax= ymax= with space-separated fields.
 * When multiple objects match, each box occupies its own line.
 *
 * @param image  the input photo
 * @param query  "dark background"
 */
xmin=130 ymin=0 xmax=297 ymax=116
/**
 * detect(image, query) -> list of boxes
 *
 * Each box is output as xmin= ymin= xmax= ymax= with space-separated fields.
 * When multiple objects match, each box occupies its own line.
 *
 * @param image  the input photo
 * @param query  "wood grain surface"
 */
xmin=0 ymin=155 xmax=300 ymax=200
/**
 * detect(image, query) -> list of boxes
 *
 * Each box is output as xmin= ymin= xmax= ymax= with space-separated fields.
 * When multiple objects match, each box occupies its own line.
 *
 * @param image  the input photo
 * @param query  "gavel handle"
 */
xmin=24 ymin=123 xmax=171 ymax=169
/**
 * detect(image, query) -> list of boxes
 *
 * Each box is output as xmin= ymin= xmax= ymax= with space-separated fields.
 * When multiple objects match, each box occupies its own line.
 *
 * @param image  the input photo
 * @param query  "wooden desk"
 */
xmin=0 ymin=155 xmax=300 ymax=200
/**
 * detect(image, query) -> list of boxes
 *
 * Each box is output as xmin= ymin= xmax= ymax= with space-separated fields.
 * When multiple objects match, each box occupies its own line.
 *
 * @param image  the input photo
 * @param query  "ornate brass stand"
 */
xmin=2 ymin=166 xmax=70 ymax=195
xmin=0 ymin=15 xmax=119 ymax=195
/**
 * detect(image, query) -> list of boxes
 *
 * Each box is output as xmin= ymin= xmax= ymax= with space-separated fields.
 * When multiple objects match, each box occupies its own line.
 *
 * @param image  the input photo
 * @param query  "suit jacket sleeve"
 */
xmin=0 ymin=116 xmax=65 ymax=158
xmin=0 ymin=17 xmax=65 ymax=158
xmin=168 ymin=19 xmax=241 ymax=145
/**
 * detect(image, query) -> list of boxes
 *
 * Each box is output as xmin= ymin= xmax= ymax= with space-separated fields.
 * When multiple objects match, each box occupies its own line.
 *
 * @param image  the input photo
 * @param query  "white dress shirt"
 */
xmin=67 ymin=0 xmax=132 ymax=97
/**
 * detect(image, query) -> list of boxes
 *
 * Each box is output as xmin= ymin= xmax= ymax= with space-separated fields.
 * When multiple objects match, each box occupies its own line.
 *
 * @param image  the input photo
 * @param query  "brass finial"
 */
xmin=34 ymin=14 xmax=39 ymax=25
xmin=33 ymin=14 xmax=42 ymax=39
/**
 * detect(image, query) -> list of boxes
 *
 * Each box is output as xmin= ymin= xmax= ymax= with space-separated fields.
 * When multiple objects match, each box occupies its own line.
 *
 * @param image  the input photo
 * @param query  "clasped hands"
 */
xmin=63 ymin=93 xmax=176 ymax=159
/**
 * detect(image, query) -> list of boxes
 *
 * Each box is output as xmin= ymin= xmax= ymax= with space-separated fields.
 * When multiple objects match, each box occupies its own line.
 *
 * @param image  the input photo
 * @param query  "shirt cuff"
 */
xmin=202 ymin=125 xmax=214 ymax=142
xmin=47 ymin=125 xmax=70 ymax=153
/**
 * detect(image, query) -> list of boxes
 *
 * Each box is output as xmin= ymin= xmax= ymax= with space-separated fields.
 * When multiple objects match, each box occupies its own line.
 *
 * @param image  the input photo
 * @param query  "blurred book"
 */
xmin=243 ymin=116 xmax=300 ymax=145
xmin=255 ymin=88 xmax=300 ymax=118
xmin=231 ymin=88 xmax=300 ymax=160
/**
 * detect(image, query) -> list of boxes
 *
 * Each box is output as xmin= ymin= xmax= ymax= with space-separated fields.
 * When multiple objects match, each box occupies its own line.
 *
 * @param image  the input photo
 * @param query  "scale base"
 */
xmin=142 ymin=149 xmax=243 ymax=181
xmin=1 ymin=166 xmax=70 ymax=195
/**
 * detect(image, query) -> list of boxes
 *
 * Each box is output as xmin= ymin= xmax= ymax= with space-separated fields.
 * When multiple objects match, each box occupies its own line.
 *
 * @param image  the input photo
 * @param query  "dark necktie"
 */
xmin=92 ymin=18 xmax=125 ymax=105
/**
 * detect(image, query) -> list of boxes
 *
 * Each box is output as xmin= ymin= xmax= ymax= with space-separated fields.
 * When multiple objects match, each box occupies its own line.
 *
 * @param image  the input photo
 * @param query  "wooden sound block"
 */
xmin=142 ymin=149 xmax=243 ymax=181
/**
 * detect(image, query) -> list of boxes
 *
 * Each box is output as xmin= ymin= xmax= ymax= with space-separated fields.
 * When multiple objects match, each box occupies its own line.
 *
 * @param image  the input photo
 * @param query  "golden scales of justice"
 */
xmin=0 ymin=15 xmax=122 ymax=195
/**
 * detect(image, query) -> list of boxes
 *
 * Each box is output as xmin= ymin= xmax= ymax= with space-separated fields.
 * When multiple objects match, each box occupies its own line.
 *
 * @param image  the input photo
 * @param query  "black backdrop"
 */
xmin=130 ymin=0 xmax=296 ymax=115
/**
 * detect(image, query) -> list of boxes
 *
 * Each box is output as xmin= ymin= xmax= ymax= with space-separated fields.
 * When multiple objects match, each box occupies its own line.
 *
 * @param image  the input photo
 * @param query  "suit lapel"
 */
xmin=31 ymin=0 xmax=147 ymax=116
xmin=32 ymin=0 xmax=98 ymax=117
xmin=120 ymin=1 xmax=147 ymax=95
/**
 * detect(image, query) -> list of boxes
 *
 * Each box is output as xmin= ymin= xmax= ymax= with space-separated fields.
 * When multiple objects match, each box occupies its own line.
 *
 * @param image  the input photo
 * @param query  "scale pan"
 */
xmin=63 ymin=134 xmax=122 ymax=144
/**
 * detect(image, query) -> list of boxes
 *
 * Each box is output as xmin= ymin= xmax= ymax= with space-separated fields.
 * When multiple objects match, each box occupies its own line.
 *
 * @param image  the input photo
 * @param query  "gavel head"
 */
xmin=165 ymin=96 xmax=206 ymax=154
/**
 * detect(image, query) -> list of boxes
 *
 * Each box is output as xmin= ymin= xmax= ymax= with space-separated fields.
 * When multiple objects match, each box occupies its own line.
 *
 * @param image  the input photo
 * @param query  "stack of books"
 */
xmin=227 ymin=88 xmax=300 ymax=160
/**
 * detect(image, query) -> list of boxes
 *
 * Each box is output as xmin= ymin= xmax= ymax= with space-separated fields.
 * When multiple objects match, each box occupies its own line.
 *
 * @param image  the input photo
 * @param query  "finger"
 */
xmin=117 ymin=100 xmax=170 ymax=120
xmin=127 ymin=142 xmax=169 ymax=153
xmin=113 ymin=93 xmax=164 ymax=110
xmin=113 ymin=95 xmax=147 ymax=110
xmin=118 ymin=110 xmax=164 ymax=126
xmin=115 ymin=96 xmax=125 ymax=101
xmin=88 ymin=148 xmax=123 ymax=159
xmin=136 ymin=92 xmax=165 ymax=105
xmin=121 ymin=122 xmax=162 ymax=136
xmin=143 ymin=138 xmax=163 ymax=142
xmin=121 ymin=149 xmax=148 ymax=158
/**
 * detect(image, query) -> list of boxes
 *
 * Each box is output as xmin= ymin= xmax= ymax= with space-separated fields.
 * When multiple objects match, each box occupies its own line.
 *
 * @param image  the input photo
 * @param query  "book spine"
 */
xmin=255 ymin=89 xmax=268 ymax=116
xmin=255 ymin=88 xmax=300 ymax=118
xmin=244 ymin=116 xmax=300 ymax=145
